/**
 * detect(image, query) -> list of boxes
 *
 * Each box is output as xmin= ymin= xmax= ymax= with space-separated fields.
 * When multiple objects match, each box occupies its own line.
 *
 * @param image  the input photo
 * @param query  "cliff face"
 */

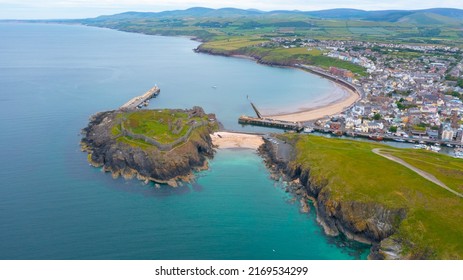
xmin=81 ymin=109 xmax=216 ymax=186
xmin=259 ymin=138 xmax=407 ymax=259
xmin=195 ymin=45 xmax=294 ymax=68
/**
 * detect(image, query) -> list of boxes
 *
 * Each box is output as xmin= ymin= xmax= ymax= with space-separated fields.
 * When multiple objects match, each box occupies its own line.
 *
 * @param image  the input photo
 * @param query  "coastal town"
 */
xmin=258 ymin=37 xmax=463 ymax=154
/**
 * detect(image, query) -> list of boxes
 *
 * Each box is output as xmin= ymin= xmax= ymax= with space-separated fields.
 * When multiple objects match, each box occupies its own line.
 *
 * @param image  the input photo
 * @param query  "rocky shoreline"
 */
xmin=80 ymin=108 xmax=216 ymax=187
xmin=194 ymin=45 xmax=290 ymax=68
xmin=258 ymin=136 xmax=408 ymax=259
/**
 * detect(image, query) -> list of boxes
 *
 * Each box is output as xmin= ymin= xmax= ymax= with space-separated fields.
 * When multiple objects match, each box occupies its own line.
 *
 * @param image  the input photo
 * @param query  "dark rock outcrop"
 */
xmin=259 ymin=137 xmax=407 ymax=259
xmin=81 ymin=108 xmax=216 ymax=186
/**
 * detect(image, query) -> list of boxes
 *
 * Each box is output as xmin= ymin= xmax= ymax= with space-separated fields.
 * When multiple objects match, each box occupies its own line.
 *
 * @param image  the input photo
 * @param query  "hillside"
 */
xmin=260 ymin=135 xmax=463 ymax=259
xmin=81 ymin=7 xmax=463 ymax=22
xmin=398 ymin=12 xmax=463 ymax=25
xmin=69 ymin=7 xmax=463 ymax=46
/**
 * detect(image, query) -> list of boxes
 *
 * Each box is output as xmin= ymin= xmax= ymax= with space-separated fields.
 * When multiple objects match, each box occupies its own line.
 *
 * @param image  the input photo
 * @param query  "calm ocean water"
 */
xmin=0 ymin=23 xmax=369 ymax=259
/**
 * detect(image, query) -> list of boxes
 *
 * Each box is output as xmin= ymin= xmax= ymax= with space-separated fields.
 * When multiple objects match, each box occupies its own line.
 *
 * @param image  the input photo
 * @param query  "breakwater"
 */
xmin=238 ymin=116 xmax=303 ymax=132
xmin=120 ymin=85 xmax=160 ymax=110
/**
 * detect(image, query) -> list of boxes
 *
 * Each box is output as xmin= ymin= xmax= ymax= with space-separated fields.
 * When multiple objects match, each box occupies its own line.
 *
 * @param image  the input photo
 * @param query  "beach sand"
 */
xmin=211 ymin=132 xmax=264 ymax=149
xmin=265 ymin=82 xmax=359 ymax=122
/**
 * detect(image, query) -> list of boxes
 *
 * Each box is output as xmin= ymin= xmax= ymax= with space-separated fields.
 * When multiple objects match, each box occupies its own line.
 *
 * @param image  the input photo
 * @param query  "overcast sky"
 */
xmin=1 ymin=0 xmax=463 ymax=20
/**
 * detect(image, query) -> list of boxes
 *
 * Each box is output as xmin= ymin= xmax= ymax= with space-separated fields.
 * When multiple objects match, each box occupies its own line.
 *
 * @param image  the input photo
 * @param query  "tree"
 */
xmin=373 ymin=113 xmax=382 ymax=120
xmin=389 ymin=126 xmax=398 ymax=133
xmin=457 ymin=78 xmax=463 ymax=88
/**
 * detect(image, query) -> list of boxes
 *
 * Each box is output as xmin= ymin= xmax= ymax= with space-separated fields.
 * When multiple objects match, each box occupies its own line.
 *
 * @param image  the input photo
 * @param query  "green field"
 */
xmin=200 ymin=39 xmax=367 ymax=76
xmin=111 ymin=109 xmax=211 ymax=147
xmin=285 ymin=135 xmax=463 ymax=259
xmin=387 ymin=149 xmax=463 ymax=194
xmin=80 ymin=9 xmax=463 ymax=47
xmin=77 ymin=10 xmax=463 ymax=70
xmin=198 ymin=37 xmax=267 ymax=51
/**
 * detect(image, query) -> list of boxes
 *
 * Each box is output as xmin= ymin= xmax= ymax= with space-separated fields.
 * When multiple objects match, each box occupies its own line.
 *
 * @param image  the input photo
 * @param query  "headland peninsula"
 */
xmin=81 ymin=106 xmax=218 ymax=187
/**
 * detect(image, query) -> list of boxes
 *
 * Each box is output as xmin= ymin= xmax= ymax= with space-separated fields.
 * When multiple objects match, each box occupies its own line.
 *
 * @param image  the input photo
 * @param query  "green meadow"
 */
xmin=286 ymin=135 xmax=463 ymax=259
xmin=111 ymin=110 xmax=211 ymax=148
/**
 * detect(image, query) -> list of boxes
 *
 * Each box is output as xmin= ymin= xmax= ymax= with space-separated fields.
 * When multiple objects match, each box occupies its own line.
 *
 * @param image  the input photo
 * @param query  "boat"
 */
xmin=393 ymin=138 xmax=406 ymax=142
xmin=332 ymin=130 xmax=343 ymax=136
xmin=430 ymin=145 xmax=441 ymax=152
xmin=303 ymin=127 xmax=314 ymax=133
xmin=454 ymin=148 xmax=463 ymax=158
xmin=414 ymin=144 xmax=427 ymax=149
xmin=369 ymin=134 xmax=384 ymax=141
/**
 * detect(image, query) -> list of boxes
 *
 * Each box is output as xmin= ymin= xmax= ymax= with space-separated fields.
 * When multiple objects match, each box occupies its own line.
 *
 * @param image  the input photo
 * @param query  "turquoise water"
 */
xmin=0 ymin=23 xmax=369 ymax=259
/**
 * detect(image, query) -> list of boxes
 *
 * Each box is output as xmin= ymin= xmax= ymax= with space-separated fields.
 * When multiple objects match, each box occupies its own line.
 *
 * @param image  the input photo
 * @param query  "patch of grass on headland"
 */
xmin=285 ymin=134 xmax=463 ymax=259
xmin=387 ymin=149 xmax=463 ymax=194
xmin=117 ymin=135 xmax=153 ymax=149
xmin=200 ymin=37 xmax=268 ymax=52
xmin=113 ymin=109 xmax=210 ymax=146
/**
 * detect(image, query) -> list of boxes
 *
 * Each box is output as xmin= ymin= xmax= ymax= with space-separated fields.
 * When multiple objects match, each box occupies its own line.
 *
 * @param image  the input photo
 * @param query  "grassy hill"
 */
xmin=71 ymin=7 xmax=463 ymax=46
xmin=398 ymin=12 xmax=463 ymax=25
xmin=198 ymin=38 xmax=367 ymax=76
xmin=284 ymin=135 xmax=463 ymax=259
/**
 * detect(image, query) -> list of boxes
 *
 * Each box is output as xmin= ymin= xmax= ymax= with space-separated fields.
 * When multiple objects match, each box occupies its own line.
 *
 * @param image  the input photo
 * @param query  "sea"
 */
xmin=0 ymin=23 xmax=369 ymax=259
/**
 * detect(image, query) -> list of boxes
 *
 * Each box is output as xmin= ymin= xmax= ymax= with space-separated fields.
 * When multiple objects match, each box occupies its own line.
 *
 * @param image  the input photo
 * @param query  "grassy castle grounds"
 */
xmin=111 ymin=108 xmax=217 ymax=150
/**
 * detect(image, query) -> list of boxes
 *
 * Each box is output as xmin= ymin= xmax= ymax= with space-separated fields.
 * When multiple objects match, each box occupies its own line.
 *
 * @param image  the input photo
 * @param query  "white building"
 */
xmin=442 ymin=128 xmax=454 ymax=141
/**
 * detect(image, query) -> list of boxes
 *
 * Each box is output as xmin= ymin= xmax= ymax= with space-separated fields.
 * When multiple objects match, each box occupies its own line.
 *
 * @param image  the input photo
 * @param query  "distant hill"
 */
xmin=304 ymin=8 xmax=463 ymax=24
xmin=424 ymin=8 xmax=463 ymax=18
xmin=83 ymin=7 xmax=463 ymax=26
xmin=397 ymin=12 xmax=463 ymax=25
xmin=83 ymin=7 xmax=463 ymax=21
xmin=302 ymin=8 xmax=371 ymax=19
xmin=87 ymin=7 xmax=263 ymax=22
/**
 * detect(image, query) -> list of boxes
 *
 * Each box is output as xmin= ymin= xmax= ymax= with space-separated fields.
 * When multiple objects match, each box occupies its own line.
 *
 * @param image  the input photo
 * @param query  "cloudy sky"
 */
xmin=1 ymin=0 xmax=463 ymax=19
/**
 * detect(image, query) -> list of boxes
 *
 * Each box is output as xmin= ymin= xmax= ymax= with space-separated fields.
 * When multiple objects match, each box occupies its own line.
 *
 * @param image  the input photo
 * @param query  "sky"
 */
xmin=1 ymin=0 xmax=463 ymax=20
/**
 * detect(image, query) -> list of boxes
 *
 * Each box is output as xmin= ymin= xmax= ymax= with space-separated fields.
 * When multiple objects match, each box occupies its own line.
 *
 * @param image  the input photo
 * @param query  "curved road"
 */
xmin=372 ymin=148 xmax=463 ymax=198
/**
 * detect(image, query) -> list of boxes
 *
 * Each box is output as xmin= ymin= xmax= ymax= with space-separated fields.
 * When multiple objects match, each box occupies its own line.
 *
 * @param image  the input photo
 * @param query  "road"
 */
xmin=372 ymin=148 xmax=463 ymax=198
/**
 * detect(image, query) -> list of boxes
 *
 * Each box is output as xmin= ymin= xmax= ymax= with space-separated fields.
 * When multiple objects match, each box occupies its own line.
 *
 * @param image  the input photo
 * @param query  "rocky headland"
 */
xmin=258 ymin=136 xmax=409 ymax=260
xmin=195 ymin=44 xmax=290 ymax=68
xmin=81 ymin=107 xmax=217 ymax=186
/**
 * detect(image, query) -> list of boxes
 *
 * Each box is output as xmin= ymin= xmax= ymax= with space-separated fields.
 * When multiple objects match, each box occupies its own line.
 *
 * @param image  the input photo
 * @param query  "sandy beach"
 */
xmin=211 ymin=132 xmax=264 ymax=149
xmin=231 ymin=56 xmax=360 ymax=123
xmin=265 ymin=83 xmax=359 ymax=122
